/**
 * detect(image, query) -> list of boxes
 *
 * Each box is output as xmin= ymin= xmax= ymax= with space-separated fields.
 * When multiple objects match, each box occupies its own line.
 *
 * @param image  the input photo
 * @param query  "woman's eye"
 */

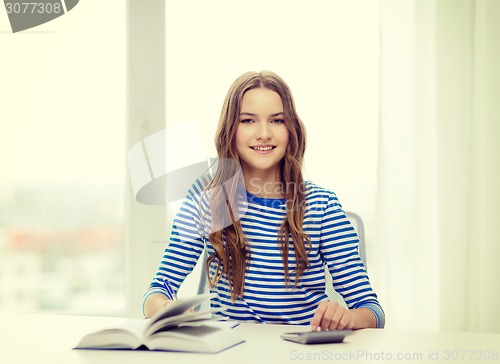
xmin=240 ymin=119 xmax=254 ymax=123
xmin=272 ymin=119 xmax=285 ymax=124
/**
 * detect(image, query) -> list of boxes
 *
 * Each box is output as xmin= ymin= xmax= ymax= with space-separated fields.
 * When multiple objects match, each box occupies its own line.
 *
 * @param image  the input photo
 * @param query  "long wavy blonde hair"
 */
xmin=206 ymin=70 xmax=311 ymax=300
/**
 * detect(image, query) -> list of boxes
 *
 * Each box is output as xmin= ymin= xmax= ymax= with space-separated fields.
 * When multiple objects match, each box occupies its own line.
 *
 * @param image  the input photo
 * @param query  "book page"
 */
xmin=146 ymin=325 xmax=244 ymax=353
xmin=75 ymin=319 xmax=149 ymax=349
xmin=149 ymin=293 xmax=215 ymax=323
xmin=146 ymin=308 xmax=212 ymax=337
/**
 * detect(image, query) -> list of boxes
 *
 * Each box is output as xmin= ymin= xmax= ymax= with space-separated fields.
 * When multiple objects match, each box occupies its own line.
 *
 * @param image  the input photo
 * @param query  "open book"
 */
xmin=74 ymin=293 xmax=243 ymax=353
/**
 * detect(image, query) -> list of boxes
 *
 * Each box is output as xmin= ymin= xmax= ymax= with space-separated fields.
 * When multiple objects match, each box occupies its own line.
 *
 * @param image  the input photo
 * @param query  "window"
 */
xmin=0 ymin=1 xmax=126 ymax=314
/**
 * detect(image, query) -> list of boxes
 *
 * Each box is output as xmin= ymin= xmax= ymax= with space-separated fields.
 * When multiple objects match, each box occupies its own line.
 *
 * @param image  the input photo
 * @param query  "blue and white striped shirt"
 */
xmin=144 ymin=179 xmax=385 ymax=328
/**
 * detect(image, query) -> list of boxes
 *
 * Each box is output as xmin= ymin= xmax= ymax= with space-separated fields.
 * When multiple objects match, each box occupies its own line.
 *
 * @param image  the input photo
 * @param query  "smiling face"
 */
xmin=235 ymin=87 xmax=289 ymax=180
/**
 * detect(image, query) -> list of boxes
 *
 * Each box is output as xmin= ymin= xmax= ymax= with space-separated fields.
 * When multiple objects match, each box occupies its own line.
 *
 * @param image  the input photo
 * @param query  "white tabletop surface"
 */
xmin=1 ymin=313 xmax=499 ymax=364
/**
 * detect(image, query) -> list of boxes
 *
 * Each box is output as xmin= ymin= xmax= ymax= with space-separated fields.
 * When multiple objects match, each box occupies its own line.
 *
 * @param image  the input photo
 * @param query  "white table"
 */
xmin=1 ymin=313 xmax=499 ymax=364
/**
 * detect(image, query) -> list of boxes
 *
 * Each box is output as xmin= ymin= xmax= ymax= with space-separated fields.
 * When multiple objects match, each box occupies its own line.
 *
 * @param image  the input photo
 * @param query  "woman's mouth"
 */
xmin=250 ymin=145 xmax=276 ymax=153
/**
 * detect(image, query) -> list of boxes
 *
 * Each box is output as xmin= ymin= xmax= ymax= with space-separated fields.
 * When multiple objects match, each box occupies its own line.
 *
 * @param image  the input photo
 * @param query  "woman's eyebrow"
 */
xmin=239 ymin=112 xmax=257 ymax=117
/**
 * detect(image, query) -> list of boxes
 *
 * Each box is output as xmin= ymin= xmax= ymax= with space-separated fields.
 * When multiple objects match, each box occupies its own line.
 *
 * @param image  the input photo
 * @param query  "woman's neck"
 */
xmin=243 ymin=168 xmax=284 ymax=198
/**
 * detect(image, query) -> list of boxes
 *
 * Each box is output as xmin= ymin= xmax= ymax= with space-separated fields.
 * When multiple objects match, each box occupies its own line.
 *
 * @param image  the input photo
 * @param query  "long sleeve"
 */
xmin=142 ymin=182 xmax=206 ymax=315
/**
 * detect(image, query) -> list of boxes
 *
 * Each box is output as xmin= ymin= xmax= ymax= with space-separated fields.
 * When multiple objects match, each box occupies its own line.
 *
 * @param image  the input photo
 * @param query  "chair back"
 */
xmin=324 ymin=211 xmax=367 ymax=306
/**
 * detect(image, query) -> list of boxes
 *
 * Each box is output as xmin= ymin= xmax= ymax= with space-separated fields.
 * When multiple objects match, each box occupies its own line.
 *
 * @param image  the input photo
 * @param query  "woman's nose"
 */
xmin=256 ymin=121 xmax=271 ymax=140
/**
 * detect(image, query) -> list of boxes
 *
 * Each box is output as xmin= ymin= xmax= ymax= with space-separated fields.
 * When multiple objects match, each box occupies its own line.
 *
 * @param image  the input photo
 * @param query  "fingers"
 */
xmin=310 ymin=301 xmax=328 ymax=331
xmin=335 ymin=309 xmax=355 ymax=330
xmin=329 ymin=306 xmax=344 ymax=330
xmin=310 ymin=301 xmax=355 ymax=331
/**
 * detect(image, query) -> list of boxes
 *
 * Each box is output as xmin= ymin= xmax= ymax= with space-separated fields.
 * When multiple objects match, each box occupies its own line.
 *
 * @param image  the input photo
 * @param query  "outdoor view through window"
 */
xmin=0 ymin=1 xmax=126 ymax=314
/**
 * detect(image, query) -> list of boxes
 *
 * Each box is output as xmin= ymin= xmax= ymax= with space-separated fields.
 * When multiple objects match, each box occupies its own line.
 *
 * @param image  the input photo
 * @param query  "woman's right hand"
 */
xmin=143 ymin=293 xmax=173 ymax=318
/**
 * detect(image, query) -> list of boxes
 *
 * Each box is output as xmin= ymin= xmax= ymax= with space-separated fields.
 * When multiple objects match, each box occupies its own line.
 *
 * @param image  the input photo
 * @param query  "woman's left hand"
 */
xmin=310 ymin=301 xmax=356 ymax=331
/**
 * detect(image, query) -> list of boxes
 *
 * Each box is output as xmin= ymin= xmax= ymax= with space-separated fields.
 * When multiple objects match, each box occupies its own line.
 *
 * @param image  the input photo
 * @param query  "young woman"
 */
xmin=143 ymin=71 xmax=385 ymax=331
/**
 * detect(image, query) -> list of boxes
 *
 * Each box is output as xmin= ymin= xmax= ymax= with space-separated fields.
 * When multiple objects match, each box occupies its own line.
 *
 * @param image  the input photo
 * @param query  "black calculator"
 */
xmin=281 ymin=330 xmax=352 ymax=344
